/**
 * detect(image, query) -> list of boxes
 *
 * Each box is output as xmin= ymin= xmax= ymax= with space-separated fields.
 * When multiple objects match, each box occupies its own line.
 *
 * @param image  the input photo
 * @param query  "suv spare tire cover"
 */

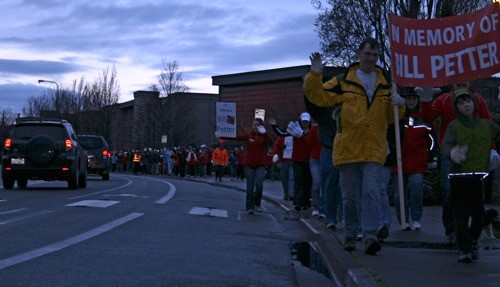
xmin=26 ymin=135 xmax=58 ymax=165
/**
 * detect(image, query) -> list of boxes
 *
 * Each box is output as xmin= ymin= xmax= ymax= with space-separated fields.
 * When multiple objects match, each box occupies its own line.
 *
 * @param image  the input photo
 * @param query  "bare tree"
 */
xmin=155 ymin=59 xmax=194 ymax=147
xmin=76 ymin=65 xmax=120 ymax=144
xmin=311 ymin=0 xmax=491 ymax=70
xmin=158 ymin=59 xmax=190 ymax=97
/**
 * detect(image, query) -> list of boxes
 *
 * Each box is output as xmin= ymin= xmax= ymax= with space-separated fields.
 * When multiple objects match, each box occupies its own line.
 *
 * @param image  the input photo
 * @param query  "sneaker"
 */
xmin=326 ymin=223 xmax=336 ymax=230
xmin=413 ymin=221 xmax=422 ymax=230
xmin=256 ymin=206 xmax=262 ymax=213
xmin=402 ymin=223 xmax=411 ymax=231
xmin=343 ymin=237 xmax=356 ymax=251
xmin=471 ymin=242 xmax=479 ymax=260
xmin=318 ymin=213 xmax=326 ymax=219
xmin=458 ymin=250 xmax=472 ymax=263
xmin=356 ymin=233 xmax=364 ymax=241
xmin=247 ymin=209 xmax=255 ymax=214
xmin=364 ymin=237 xmax=382 ymax=255
xmin=377 ymin=225 xmax=389 ymax=241
xmin=446 ymin=233 xmax=457 ymax=245
xmin=312 ymin=210 xmax=320 ymax=217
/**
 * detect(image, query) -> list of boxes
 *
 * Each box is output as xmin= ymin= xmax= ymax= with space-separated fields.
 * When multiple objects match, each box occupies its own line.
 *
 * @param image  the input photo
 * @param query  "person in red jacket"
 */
xmin=307 ymin=122 xmax=323 ymax=218
xmin=186 ymin=145 xmax=198 ymax=178
xmin=392 ymin=88 xmax=438 ymax=230
xmin=271 ymin=112 xmax=313 ymax=211
xmin=272 ymin=136 xmax=294 ymax=200
xmin=217 ymin=117 xmax=274 ymax=214
xmin=235 ymin=146 xmax=246 ymax=181
xmin=418 ymin=82 xmax=492 ymax=243
xmin=198 ymin=144 xmax=211 ymax=178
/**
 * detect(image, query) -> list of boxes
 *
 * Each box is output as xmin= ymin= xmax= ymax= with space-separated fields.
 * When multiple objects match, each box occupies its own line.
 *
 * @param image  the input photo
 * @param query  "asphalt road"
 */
xmin=0 ymin=174 xmax=332 ymax=286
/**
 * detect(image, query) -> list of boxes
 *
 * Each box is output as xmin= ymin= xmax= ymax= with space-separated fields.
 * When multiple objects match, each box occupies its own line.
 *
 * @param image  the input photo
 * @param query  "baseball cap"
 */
xmin=300 ymin=112 xmax=311 ymax=122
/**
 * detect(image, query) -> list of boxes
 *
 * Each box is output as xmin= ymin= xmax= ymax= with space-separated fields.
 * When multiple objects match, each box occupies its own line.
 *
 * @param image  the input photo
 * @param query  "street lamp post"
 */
xmin=38 ymin=79 xmax=59 ymax=91
xmin=38 ymin=79 xmax=61 ymax=112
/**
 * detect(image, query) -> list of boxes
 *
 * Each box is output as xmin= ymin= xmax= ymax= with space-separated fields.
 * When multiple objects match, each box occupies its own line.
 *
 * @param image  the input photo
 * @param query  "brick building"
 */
xmin=212 ymin=65 xmax=347 ymax=134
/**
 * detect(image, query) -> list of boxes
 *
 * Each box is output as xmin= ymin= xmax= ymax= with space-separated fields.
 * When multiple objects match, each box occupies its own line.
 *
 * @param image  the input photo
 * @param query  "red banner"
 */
xmin=389 ymin=3 xmax=500 ymax=87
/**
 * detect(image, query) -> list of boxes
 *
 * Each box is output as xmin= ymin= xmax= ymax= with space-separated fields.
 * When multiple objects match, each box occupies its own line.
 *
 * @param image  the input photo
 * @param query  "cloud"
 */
xmin=0 ymin=0 xmax=320 ymax=112
xmin=0 ymin=59 xmax=81 ymax=76
xmin=0 ymin=83 xmax=44 ymax=114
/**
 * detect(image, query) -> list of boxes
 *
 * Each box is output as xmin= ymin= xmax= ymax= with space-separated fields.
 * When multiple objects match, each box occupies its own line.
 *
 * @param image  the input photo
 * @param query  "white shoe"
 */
xmin=356 ymin=233 xmax=364 ymax=241
xmin=318 ymin=213 xmax=326 ymax=219
xmin=312 ymin=210 xmax=320 ymax=217
xmin=413 ymin=221 xmax=421 ymax=230
xmin=256 ymin=206 xmax=262 ymax=213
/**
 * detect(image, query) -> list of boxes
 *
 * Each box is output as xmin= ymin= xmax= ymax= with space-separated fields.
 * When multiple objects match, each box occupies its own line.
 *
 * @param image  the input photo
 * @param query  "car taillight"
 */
xmin=65 ymin=139 xmax=73 ymax=151
xmin=4 ymin=138 xmax=12 ymax=150
xmin=102 ymin=150 xmax=110 ymax=157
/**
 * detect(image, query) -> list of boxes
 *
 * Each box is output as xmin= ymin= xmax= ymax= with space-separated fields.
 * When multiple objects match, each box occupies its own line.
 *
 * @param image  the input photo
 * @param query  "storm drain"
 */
xmin=189 ymin=207 xmax=228 ymax=218
xmin=292 ymin=242 xmax=331 ymax=279
xmin=66 ymin=200 xmax=120 ymax=208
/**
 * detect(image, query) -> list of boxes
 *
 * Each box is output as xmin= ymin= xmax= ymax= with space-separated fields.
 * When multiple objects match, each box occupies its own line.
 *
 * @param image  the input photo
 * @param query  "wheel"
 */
xmin=78 ymin=169 xmax=87 ymax=188
xmin=2 ymin=174 xmax=15 ymax=190
xmin=68 ymin=169 xmax=78 ymax=190
xmin=25 ymin=135 xmax=57 ymax=165
xmin=102 ymin=171 xmax=110 ymax=181
xmin=17 ymin=178 xmax=28 ymax=189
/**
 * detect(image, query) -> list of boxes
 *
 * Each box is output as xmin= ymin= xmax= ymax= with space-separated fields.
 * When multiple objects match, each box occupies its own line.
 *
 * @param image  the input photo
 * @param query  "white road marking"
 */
xmin=146 ymin=179 xmax=176 ymax=204
xmin=66 ymin=200 xmax=120 ymax=208
xmin=0 ymin=210 xmax=55 ymax=226
xmin=67 ymin=176 xmax=133 ymax=200
xmin=0 ymin=208 xmax=28 ymax=215
xmin=0 ymin=212 xmax=144 ymax=270
xmin=189 ymin=207 xmax=228 ymax=218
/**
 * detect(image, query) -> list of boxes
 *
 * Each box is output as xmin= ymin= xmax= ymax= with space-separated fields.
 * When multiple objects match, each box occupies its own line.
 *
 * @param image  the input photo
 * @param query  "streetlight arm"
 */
xmin=38 ymin=79 xmax=59 ymax=91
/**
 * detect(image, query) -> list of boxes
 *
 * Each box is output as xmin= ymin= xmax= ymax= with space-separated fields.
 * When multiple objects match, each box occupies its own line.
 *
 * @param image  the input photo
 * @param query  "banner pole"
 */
xmin=389 ymin=13 xmax=407 ymax=230
xmin=392 ymin=86 xmax=407 ymax=230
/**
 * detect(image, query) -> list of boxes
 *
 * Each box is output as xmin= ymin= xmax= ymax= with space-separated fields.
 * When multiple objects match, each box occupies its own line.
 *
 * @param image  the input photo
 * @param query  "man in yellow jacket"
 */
xmin=304 ymin=37 xmax=405 ymax=255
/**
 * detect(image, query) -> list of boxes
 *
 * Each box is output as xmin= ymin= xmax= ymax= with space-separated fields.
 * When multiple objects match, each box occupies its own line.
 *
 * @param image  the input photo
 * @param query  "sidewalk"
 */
xmin=190 ymin=176 xmax=500 ymax=287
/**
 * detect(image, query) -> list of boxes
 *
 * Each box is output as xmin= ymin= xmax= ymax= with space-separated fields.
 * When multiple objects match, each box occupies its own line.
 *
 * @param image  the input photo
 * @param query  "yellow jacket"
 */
xmin=303 ymin=63 xmax=405 ymax=167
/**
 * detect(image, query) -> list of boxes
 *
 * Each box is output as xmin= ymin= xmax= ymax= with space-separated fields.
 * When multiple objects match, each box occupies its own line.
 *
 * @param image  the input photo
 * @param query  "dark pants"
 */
xmin=293 ymin=161 xmax=312 ymax=208
xmin=450 ymin=174 xmax=485 ymax=252
xmin=441 ymin=156 xmax=455 ymax=236
xmin=215 ymin=165 xmax=224 ymax=180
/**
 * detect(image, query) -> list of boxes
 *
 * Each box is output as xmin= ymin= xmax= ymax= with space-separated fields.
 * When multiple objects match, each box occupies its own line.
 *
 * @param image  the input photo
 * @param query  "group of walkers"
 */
xmin=302 ymin=37 xmax=499 ymax=262
xmin=111 ymin=144 xmax=250 ymax=180
xmin=107 ymin=37 xmax=498 ymax=264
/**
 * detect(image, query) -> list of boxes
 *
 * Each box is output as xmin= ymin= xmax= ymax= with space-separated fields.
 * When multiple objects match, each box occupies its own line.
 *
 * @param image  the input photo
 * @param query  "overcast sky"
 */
xmin=0 ymin=0 xmax=320 ymax=115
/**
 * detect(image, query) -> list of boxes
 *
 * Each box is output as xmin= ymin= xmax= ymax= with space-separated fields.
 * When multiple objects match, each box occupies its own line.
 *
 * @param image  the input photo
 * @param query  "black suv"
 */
xmin=2 ymin=118 xmax=87 ymax=190
xmin=78 ymin=135 xmax=111 ymax=180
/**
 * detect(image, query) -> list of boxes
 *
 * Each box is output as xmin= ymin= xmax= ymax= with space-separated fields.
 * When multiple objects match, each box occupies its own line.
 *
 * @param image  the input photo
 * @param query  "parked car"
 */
xmin=78 ymin=135 xmax=111 ymax=180
xmin=2 ymin=118 xmax=87 ymax=190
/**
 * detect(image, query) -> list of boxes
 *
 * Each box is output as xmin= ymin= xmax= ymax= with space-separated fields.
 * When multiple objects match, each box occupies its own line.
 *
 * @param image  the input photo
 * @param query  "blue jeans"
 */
xmin=340 ymin=162 xmax=382 ymax=240
xmin=392 ymin=173 xmax=424 ymax=223
xmin=320 ymin=147 xmax=342 ymax=225
xmin=379 ymin=166 xmax=392 ymax=229
xmin=441 ymin=156 xmax=454 ymax=236
xmin=280 ymin=161 xmax=294 ymax=197
xmin=310 ymin=158 xmax=322 ymax=212
xmin=245 ymin=166 xmax=265 ymax=210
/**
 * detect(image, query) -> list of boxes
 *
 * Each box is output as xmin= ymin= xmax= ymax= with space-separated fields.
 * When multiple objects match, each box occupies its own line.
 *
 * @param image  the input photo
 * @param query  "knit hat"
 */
xmin=400 ymin=87 xmax=418 ymax=98
xmin=452 ymin=88 xmax=476 ymax=114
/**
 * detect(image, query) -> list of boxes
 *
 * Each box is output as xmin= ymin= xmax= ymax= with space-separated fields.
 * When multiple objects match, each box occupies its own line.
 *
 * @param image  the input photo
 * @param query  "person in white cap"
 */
xmin=270 ymin=112 xmax=315 ymax=212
